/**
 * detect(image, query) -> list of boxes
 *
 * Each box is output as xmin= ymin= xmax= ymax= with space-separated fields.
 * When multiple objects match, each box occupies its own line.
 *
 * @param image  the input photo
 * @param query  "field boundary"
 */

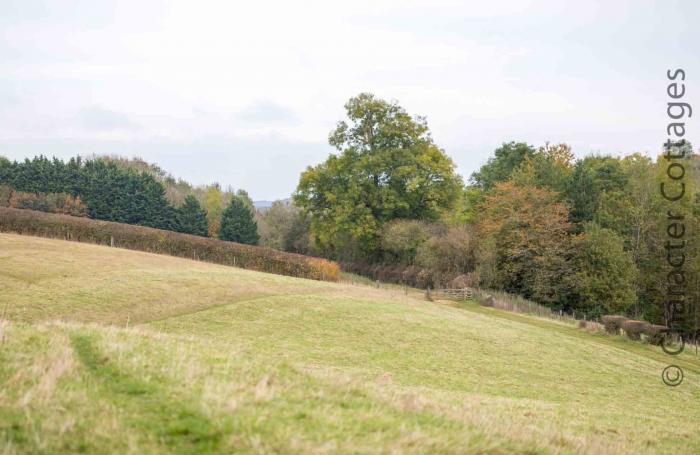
xmin=0 ymin=207 xmax=339 ymax=282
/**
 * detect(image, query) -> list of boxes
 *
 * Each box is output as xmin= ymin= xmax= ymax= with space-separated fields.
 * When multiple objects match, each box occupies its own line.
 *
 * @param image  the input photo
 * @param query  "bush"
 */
xmin=643 ymin=324 xmax=668 ymax=346
xmin=481 ymin=294 xmax=495 ymax=307
xmin=0 ymin=185 xmax=87 ymax=217
xmin=0 ymin=207 xmax=339 ymax=282
xmin=601 ymin=315 xmax=628 ymax=335
xmin=0 ymin=185 xmax=13 ymax=206
xmin=621 ymin=320 xmax=650 ymax=340
xmin=415 ymin=226 xmax=475 ymax=275
xmin=381 ymin=220 xmax=432 ymax=264
xmin=449 ymin=272 xmax=479 ymax=289
xmin=401 ymin=266 xmax=420 ymax=286
xmin=415 ymin=269 xmax=434 ymax=289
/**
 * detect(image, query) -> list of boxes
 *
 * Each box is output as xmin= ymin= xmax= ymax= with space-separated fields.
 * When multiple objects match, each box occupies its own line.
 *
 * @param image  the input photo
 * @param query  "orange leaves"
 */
xmin=476 ymin=181 xmax=570 ymax=240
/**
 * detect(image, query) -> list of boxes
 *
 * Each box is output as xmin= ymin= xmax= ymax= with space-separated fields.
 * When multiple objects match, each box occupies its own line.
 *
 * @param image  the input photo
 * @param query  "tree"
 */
xmin=235 ymin=189 xmax=254 ymax=210
xmin=476 ymin=181 xmax=573 ymax=308
xmin=380 ymin=219 xmax=433 ymax=265
xmin=567 ymin=156 xmax=627 ymax=225
xmin=282 ymin=207 xmax=312 ymax=254
xmin=570 ymin=223 xmax=638 ymax=317
xmin=294 ymin=93 xmax=462 ymax=259
xmin=205 ymin=185 xmax=224 ymax=238
xmin=415 ymin=225 xmax=475 ymax=277
xmin=257 ymin=201 xmax=294 ymax=250
xmin=470 ymin=142 xmax=535 ymax=191
xmin=256 ymin=201 xmax=312 ymax=253
xmin=176 ymin=195 xmax=209 ymax=236
xmin=510 ymin=143 xmax=574 ymax=195
xmin=220 ymin=196 xmax=260 ymax=245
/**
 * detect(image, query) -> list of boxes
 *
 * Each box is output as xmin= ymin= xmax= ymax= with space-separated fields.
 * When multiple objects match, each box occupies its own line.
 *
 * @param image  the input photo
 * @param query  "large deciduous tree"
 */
xmin=205 ymin=185 xmax=224 ymax=238
xmin=566 ymin=156 xmax=627 ymax=225
xmin=470 ymin=142 xmax=535 ymax=191
xmin=570 ymin=223 xmax=638 ymax=317
xmin=476 ymin=181 xmax=573 ymax=308
xmin=294 ymin=93 xmax=462 ymax=259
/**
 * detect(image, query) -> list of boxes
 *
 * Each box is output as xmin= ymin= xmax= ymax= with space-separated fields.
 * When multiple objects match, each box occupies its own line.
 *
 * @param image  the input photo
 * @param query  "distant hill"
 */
xmin=253 ymin=198 xmax=292 ymax=212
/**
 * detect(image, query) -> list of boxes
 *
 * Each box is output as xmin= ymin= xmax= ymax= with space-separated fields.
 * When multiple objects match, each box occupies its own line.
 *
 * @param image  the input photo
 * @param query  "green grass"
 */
xmin=1 ymin=233 xmax=700 ymax=454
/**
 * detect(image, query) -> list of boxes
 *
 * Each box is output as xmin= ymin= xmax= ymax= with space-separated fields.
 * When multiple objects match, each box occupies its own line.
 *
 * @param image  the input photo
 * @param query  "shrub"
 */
xmin=481 ymin=294 xmax=495 ymax=307
xmin=601 ymin=315 xmax=628 ymax=335
xmin=401 ymin=266 xmax=420 ymax=286
xmin=621 ymin=320 xmax=650 ymax=340
xmin=0 ymin=207 xmax=339 ymax=282
xmin=415 ymin=226 xmax=475 ymax=275
xmin=415 ymin=269 xmax=433 ymax=289
xmin=381 ymin=220 xmax=432 ymax=264
xmin=449 ymin=272 xmax=479 ymax=289
xmin=644 ymin=324 xmax=669 ymax=346
xmin=0 ymin=185 xmax=12 ymax=206
xmin=1 ymin=186 xmax=87 ymax=217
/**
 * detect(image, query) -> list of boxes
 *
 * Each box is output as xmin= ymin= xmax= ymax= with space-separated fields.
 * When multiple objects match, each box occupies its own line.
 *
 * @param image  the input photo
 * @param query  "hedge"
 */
xmin=341 ymin=261 xmax=480 ymax=289
xmin=643 ymin=324 xmax=669 ymax=346
xmin=0 ymin=207 xmax=339 ymax=282
xmin=601 ymin=315 xmax=628 ymax=335
xmin=621 ymin=319 xmax=650 ymax=340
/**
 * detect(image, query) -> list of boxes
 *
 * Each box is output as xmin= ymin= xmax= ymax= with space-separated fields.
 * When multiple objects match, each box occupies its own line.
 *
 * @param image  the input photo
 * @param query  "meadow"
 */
xmin=1 ymin=233 xmax=700 ymax=454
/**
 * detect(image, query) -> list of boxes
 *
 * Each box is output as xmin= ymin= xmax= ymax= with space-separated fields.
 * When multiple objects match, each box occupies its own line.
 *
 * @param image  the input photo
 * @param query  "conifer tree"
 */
xmin=176 ymin=195 xmax=209 ymax=236
xmin=219 ymin=196 xmax=260 ymax=245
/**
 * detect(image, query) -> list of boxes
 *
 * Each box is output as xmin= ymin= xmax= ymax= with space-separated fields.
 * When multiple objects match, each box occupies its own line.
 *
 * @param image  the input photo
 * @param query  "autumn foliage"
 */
xmin=0 ymin=185 xmax=87 ymax=217
xmin=476 ymin=181 xmax=572 ymax=306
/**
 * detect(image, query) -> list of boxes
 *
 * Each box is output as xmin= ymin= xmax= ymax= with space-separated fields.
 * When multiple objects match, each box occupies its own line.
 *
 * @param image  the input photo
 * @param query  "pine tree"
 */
xmin=176 ymin=195 xmax=209 ymax=236
xmin=219 ymin=196 xmax=260 ymax=245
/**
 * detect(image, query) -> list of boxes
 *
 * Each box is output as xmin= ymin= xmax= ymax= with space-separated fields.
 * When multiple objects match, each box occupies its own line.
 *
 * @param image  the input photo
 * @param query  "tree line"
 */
xmin=0 ymin=155 xmax=259 ymax=244
xmin=288 ymin=93 xmax=700 ymax=325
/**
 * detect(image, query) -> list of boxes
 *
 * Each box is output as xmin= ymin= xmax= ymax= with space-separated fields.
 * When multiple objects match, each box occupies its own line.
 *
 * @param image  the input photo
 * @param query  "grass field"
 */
xmin=1 ymin=233 xmax=700 ymax=454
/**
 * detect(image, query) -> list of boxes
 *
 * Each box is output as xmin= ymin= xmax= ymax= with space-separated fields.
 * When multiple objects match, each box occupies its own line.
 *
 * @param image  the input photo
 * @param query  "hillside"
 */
xmin=1 ymin=233 xmax=700 ymax=454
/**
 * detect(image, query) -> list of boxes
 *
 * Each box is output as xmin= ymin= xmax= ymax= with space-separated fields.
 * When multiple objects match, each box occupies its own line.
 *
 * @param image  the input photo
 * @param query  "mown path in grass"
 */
xmin=70 ymin=334 xmax=225 ymax=454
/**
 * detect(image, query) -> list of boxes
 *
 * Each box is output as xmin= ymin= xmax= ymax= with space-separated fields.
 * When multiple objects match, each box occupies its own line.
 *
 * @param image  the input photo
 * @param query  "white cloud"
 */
xmin=78 ymin=106 xmax=141 ymax=132
xmin=0 ymin=0 xmax=698 ymax=199
xmin=235 ymin=100 xmax=299 ymax=126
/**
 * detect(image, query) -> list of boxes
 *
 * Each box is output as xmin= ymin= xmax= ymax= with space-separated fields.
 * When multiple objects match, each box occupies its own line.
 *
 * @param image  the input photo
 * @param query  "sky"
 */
xmin=1 ymin=0 xmax=699 ymax=200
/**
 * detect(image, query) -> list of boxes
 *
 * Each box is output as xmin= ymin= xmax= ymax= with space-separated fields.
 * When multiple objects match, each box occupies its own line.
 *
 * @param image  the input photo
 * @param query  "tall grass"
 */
xmin=0 ymin=207 xmax=339 ymax=282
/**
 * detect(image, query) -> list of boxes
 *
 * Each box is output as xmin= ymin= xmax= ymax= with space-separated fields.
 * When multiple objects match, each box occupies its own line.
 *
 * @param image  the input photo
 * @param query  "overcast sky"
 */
xmin=1 ymin=0 xmax=699 ymax=200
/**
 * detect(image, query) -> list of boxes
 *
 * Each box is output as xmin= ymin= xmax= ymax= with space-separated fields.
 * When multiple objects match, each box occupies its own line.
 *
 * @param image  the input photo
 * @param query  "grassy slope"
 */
xmin=1 ymin=233 xmax=699 ymax=454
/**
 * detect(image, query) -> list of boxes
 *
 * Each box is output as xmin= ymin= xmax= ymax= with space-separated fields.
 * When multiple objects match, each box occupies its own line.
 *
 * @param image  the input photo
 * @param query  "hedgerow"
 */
xmin=601 ymin=315 xmax=628 ymax=335
xmin=621 ymin=320 xmax=650 ymax=340
xmin=643 ymin=324 xmax=669 ymax=346
xmin=0 ymin=207 xmax=339 ymax=282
